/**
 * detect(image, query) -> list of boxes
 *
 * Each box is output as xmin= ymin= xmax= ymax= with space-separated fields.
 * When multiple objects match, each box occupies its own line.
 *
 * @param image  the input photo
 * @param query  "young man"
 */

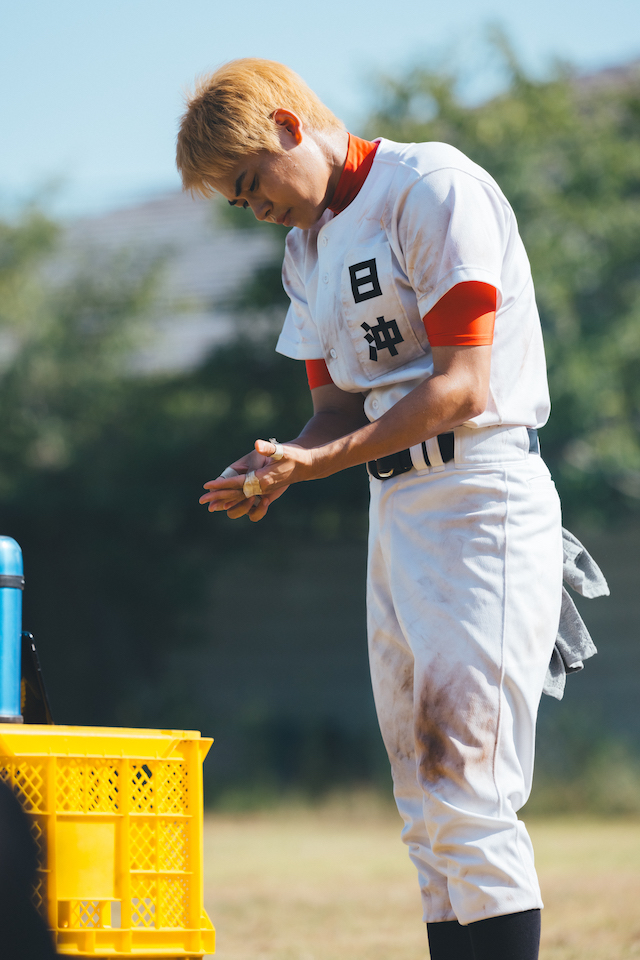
xmin=178 ymin=58 xmax=562 ymax=960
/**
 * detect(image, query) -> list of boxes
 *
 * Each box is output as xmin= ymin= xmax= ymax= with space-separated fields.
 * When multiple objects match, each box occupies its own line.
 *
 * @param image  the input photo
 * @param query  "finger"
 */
xmin=203 ymin=476 xmax=245 ymax=492
xmin=247 ymin=486 xmax=285 ymax=521
xmin=255 ymin=438 xmax=279 ymax=458
xmin=208 ymin=496 xmax=244 ymax=512
xmin=201 ymin=489 xmax=243 ymax=504
xmin=248 ymin=496 xmax=271 ymax=521
xmin=227 ymin=497 xmax=258 ymax=519
xmin=202 ymin=484 xmax=245 ymax=506
xmin=247 ymin=482 xmax=293 ymax=521
xmin=200 ymin=482 xmax=246 ymax=504
xmin=249 ymin=503 xmax=269 ymax=523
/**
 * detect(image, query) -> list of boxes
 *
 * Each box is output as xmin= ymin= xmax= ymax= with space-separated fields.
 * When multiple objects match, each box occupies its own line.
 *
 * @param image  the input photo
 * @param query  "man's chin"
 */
xmin=294 ymin=209 xmax=324 ymax=230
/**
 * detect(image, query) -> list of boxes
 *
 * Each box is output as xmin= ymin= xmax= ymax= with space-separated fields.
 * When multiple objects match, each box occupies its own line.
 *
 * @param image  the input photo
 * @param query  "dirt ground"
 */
xmin=202 ymin=798 xmax=640 ymax=960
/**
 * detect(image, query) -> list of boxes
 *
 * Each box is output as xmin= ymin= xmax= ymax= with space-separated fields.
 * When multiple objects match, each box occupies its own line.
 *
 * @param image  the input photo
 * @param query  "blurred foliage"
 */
xmin=0 ymin=208 xmax=58 ymax=337
xmin=367 ymin=37 xmax=640 ymax=523
xmin=0 ymin=208 xmax=367 ymax=728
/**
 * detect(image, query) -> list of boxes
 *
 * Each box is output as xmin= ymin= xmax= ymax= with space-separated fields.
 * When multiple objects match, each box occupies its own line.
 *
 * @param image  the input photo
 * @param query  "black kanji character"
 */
xmin=361 ymin=316 xmax=404 ymax=361
xmin=349 ymin=259 xmax=382 ymax=303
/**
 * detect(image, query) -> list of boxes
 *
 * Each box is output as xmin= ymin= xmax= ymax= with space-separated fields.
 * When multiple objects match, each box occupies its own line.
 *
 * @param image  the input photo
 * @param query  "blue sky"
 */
xmin=1 ymin=0 xmax=638 ymax=217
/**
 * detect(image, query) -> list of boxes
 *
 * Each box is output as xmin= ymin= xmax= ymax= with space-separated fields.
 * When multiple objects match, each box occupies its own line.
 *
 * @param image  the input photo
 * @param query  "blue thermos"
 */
xmin=0 ymin=536 xmax=24 ymax=722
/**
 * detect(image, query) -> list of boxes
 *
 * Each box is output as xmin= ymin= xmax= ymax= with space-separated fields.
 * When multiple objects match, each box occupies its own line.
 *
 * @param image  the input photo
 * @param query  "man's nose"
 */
xmin=251 ymin=199 xmax=271 ymax=221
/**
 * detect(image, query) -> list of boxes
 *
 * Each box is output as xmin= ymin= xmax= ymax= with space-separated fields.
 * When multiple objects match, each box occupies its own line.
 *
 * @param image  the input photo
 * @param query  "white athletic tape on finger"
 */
xmin=220 ymin=466 xmax=240 ymax=479
xmin=243 ymin=471 xmax=262 ymax=498
xmin=268 ymin=438 xmax=285 ymax=461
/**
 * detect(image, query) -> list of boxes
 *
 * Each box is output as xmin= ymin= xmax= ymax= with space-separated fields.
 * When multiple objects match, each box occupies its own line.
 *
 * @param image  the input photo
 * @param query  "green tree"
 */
xmin=0 ymin=207 xmax=368 ymax=732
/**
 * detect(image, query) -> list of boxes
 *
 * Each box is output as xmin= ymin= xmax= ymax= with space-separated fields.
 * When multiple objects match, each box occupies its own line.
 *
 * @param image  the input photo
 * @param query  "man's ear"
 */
xmin=272 ymin=108 xmax=303 ymax=146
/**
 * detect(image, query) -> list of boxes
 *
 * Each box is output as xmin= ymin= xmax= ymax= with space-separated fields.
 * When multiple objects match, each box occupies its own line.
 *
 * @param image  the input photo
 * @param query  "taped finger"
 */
xmin=268 ymin=438 xmax=285 ymax=461
xmin=243 ymin=471 xmax=262 ymax=498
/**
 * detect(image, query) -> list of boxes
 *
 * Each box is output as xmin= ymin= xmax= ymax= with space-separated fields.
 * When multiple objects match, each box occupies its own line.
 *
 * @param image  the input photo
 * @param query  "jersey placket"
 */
xmin=314 ymin=221 xmax=349 ymax=389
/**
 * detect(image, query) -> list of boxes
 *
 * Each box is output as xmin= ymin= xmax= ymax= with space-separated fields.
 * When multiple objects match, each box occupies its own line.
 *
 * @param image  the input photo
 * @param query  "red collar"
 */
xmin=328 ymin=134 xmax=379 ymax=215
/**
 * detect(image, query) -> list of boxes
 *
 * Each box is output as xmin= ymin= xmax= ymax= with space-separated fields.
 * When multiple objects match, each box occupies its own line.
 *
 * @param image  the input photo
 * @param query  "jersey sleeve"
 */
xmin=275 ymin=232 xmax=325 ymax=361
xmin=395 ymin=168 xmax=507 ymax=320
xmin=423 ymin=281 xmax=496 ymax=346
xmin=305 ymin=359 xmax=334 ymax=389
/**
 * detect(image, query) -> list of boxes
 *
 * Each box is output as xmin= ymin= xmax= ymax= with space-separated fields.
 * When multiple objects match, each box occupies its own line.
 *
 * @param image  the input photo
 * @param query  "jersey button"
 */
xmin=371 ymin=399 xmax=379 ymax=409
xmin=322 ymin=236 xmax=328 ymax=246
xmin=323 ymin=273 xmax=329 ymax=283
xmin=329 ymin=349 xmax=337 ymax=359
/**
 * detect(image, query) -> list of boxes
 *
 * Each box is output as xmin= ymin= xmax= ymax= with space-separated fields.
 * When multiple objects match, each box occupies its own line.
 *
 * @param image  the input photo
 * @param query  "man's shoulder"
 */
xmin=373 ymin=139 xmax=500 ymax=194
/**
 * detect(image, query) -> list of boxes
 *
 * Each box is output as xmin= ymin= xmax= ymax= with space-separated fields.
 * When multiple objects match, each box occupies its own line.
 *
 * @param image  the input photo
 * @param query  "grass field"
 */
xmin=202 ymin=796 xmax=640 ymax=960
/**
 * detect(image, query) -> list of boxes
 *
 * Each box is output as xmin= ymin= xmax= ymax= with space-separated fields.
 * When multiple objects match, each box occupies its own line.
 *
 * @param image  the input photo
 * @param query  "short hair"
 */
xmin=176 ymin=58 xmax=345 ymax=197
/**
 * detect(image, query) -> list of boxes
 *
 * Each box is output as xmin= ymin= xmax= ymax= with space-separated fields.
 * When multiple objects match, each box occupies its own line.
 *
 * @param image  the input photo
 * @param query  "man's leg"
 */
xmin=372 ymin=457 xmax=562 ymax=927
xmin=468 ymin=909 xmax=541 ymax=960
xmin=427 ymin=920 xmax=474 ymax=960
xmin=427 ymin=910 xmax=541 ymax=960
xmin=367 ymin=479 xmax=455 ymax=923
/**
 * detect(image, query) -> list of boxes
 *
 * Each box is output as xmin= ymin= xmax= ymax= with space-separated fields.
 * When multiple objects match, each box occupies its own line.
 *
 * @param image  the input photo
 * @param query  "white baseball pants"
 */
xmin=367 ymin=426 xmax=563 ymax=925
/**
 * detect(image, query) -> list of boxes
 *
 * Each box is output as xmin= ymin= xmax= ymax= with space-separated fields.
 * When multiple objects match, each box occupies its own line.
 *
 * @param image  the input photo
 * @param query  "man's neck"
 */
xmin=318 ymin=127 xmax=350 ymax=212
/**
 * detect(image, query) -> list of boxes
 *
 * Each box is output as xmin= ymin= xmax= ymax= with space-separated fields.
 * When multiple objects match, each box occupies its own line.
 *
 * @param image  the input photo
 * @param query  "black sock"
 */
xmin=467 ymin=908 xmax=541 ymax=960
xmin=427 ymin=920 xmax=475 ymax=960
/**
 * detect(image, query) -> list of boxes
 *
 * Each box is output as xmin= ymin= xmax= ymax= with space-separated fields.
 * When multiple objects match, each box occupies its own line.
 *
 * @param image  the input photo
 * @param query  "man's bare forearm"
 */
xmin=308 ymin=370 xmax=484 ymax=480
xmin=287 ymin=407 xmax=370 ymax=450
xmin=285 ymin=345 xmax=491 ymax=481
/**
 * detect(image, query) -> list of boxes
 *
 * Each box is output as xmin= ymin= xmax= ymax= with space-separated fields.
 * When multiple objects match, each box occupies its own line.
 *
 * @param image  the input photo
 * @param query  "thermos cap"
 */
xmin=0 ymin=537 xmax=23 ymax=577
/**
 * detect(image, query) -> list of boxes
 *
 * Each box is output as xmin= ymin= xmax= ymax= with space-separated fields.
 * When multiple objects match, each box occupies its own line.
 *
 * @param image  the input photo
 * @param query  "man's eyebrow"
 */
xmin=234 ymin=171 xmax=246 ymax=197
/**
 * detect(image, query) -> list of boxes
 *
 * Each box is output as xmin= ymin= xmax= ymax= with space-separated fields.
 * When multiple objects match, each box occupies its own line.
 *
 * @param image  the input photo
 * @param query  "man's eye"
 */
xmin=228 ymin=199 xmax=249 ymax=209
xmin=249 ymin=177 xmax=258 ymax=192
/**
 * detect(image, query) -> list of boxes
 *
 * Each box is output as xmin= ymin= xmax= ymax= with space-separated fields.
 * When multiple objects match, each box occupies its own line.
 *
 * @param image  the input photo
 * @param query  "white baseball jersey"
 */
xmin=276 ymin=138 xmax=550 ymax=429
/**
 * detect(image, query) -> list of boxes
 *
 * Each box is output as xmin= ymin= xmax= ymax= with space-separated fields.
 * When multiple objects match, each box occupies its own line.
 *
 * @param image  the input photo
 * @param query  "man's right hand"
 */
xmin=201 ymin=384 xmax=368 ymax=523
xmin=200 ymin=447 xmax=292 ymax=522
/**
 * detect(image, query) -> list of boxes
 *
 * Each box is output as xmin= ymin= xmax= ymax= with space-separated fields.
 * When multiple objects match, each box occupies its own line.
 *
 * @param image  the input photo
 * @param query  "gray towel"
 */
xmin=542 ymin=528 xmax=609 ymax=700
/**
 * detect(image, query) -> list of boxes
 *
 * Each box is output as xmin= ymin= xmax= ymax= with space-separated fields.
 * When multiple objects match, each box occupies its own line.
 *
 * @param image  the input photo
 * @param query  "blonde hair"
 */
xmin=176 ymin=58 xmax=344 ymax=196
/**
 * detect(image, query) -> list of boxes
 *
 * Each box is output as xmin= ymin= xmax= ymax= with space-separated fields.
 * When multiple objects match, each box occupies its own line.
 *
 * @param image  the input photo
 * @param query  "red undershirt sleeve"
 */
xmin=305 ymin=358 xmax=334 ymax=390
xmin=423 ymin=281 xmax=497 ymax=346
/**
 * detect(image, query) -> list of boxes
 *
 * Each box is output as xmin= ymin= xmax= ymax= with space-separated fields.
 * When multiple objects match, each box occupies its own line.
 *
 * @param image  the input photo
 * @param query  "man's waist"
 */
xmin=367 ymin=426 xmax=540 ymax=480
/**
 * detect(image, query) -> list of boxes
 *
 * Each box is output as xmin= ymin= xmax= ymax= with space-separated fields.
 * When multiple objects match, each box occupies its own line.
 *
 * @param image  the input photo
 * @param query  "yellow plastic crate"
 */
xmin=0 ymin=723 xmax=215 ymax=958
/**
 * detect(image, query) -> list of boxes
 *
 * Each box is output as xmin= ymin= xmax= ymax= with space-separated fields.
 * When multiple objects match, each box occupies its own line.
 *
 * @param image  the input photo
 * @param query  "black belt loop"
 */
xmin=527 ymin=428 xmax=540 ymax=454
xmin=420 ymin=432 xmax=454 ymax=467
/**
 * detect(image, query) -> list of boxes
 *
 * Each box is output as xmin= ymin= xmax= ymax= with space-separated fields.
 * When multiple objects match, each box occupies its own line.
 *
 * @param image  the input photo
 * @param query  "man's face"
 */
xmin=211 ymin=111 xmax=336 ymax=230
